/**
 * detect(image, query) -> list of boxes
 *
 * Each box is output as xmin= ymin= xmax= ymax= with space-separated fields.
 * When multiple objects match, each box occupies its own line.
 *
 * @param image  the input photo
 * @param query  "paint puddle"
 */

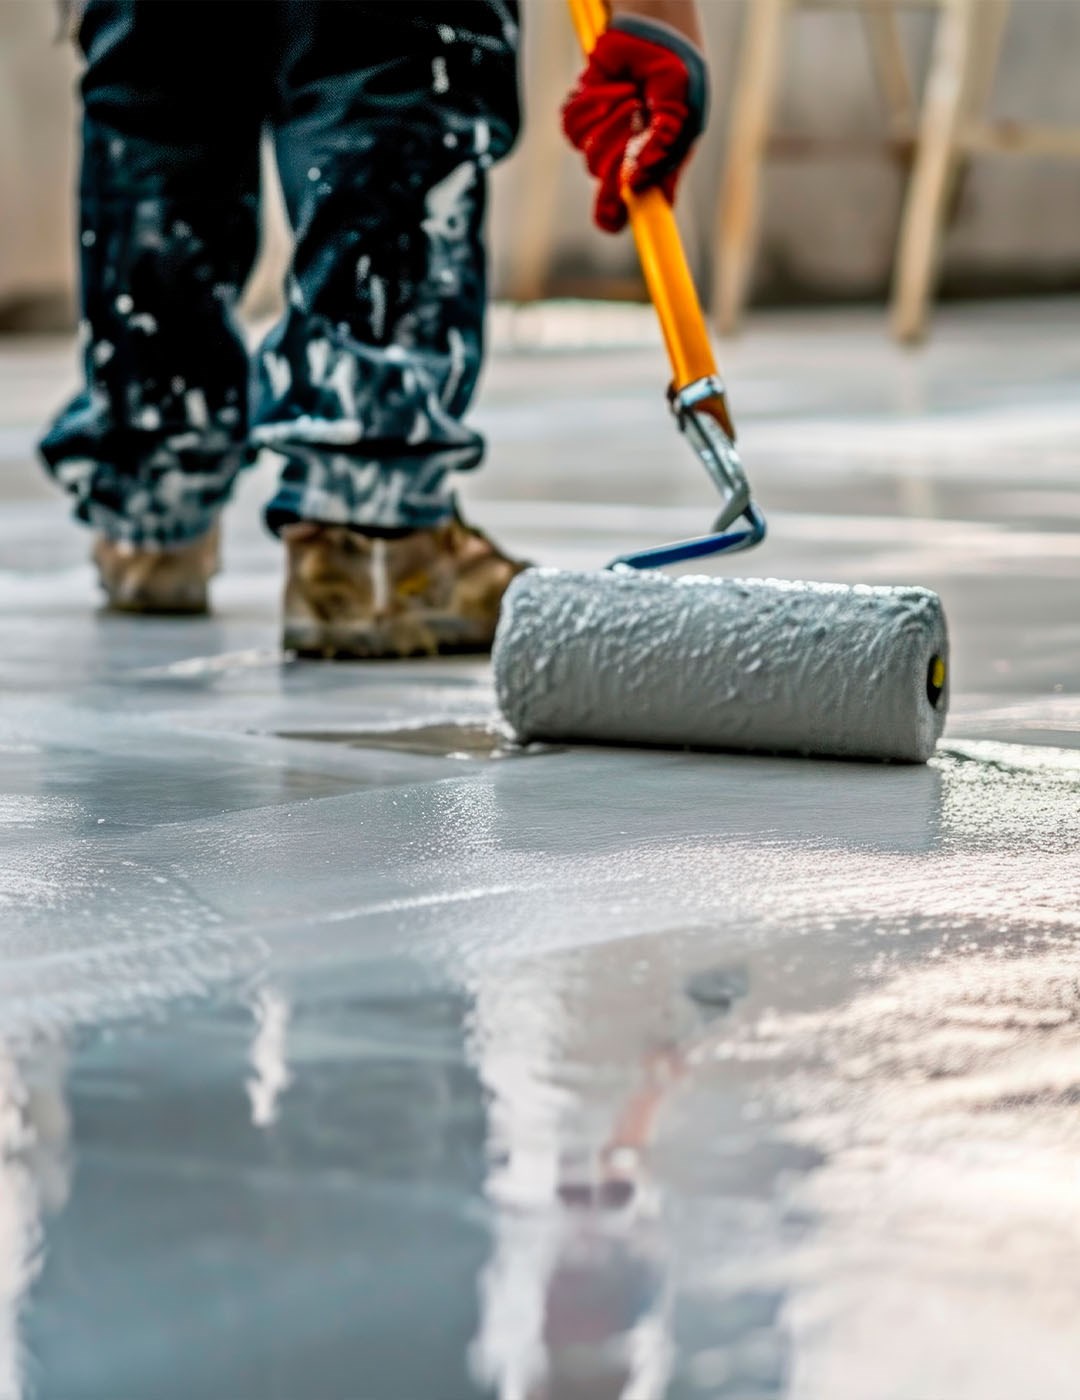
xmin=933 ymin=739 xmax=1080 ymax=848
xmin=126 ymin=649 xmax=285 ymax=680
xmin=273 ymin=721 xmax=560 ymax=760
xmin=0 ymin=793 xmax=87 ymax=827
xmin=935 ymin=737 xmax=1080 ymax=781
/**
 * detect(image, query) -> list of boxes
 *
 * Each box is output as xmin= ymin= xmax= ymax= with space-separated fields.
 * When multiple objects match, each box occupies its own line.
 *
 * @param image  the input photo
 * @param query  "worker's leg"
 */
xmin=40 ymin=0 xmax=264 ymax=549
xmin=257 ymin=0 xmax=521 ymax=534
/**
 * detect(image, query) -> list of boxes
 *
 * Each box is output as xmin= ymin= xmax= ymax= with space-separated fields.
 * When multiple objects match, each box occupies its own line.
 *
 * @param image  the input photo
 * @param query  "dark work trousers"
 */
xmin=41 ymin=1 xmax=521 ymax=545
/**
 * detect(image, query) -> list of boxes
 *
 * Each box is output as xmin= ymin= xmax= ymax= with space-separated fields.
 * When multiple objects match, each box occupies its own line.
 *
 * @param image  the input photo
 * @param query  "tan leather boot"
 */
xmin=282 ymin=514 xmax=527 ymax=659
xmin=92 ymin=525 xmax=221 ymax=615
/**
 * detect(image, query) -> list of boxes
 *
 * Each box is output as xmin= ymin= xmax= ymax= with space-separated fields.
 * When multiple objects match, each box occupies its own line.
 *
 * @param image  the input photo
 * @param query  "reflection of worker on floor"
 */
xmin=469 ymin=947 xmax=794 ymax=1400
xmin=541 ymin=1051 xmax=688 ymax=1400
xmin=41 ymin=1 xmax=706 ymax=656
xmin=472 ymin=1036 xmax=683 ymax=1400
xmin=467 ymin=937 xmax=706 ymax=1400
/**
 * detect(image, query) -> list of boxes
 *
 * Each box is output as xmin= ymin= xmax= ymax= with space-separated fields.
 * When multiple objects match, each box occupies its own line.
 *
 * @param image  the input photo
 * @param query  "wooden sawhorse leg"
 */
xmin=891 ymin=0 xmax=1009 ymax=342
xmin=505 ymin=1 xmax=577 ymax=303
xmin=713 ymin=0 xmax=789 ymax=335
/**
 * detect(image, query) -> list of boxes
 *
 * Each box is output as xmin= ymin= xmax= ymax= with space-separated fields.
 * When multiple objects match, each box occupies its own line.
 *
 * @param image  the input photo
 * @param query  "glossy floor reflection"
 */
xmin=1 ymin=303 xmax=1079 ymax=1399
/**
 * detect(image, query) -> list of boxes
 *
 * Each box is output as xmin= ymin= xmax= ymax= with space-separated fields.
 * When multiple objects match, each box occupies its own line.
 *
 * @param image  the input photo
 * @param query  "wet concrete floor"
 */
xmin=1 ymin=303 xmax=1079 ymax=1398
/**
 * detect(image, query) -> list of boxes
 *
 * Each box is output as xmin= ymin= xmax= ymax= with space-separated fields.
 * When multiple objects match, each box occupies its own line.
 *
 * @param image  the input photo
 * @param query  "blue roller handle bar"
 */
xmin=609 ymin=504 xmax=768 ymax=571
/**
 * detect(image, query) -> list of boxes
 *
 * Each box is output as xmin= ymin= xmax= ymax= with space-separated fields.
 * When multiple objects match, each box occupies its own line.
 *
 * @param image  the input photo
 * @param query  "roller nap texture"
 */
xmin=493 ymin=569 xmax=949 ymax=763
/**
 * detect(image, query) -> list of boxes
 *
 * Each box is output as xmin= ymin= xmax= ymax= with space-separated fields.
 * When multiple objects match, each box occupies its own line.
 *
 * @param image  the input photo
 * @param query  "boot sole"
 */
xmin=103 ymin=594 xmax=210 ymax=617
xmin=282 ymin=616 xmax=497 ymax=660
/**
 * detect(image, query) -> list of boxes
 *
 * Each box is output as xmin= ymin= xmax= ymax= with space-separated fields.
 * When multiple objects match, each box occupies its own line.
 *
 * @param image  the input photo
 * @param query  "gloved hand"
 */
xmin=562 ymin=16 xmax=709 ymax=234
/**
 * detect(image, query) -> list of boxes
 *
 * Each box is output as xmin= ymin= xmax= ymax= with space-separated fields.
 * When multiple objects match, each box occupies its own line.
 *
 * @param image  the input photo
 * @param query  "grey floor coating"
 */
xmin=0 ymin=302 xmax=1078 ymax=1399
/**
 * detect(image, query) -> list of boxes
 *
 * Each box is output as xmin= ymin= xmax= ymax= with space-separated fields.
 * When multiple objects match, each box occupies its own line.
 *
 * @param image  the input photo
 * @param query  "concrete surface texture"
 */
xmin=0 ymin=301 xmax=1079 ymax=1399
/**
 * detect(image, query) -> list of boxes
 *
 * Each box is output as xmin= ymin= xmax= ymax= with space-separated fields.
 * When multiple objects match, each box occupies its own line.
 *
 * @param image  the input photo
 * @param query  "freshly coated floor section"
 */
xmin=1 ymin=303 xmax=1078 ymax=1399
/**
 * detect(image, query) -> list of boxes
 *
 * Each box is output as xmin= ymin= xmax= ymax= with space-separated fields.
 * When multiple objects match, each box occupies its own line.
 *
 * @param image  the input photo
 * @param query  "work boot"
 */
xmin=92 ymin=524 xmax=220 ymax=615
xmin=281 ymin=513 xmax=527 ymax=659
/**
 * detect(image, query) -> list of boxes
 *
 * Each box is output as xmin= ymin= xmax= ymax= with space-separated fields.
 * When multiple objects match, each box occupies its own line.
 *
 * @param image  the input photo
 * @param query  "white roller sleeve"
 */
xmin=493 ymin=569 xmax=949 ymax=763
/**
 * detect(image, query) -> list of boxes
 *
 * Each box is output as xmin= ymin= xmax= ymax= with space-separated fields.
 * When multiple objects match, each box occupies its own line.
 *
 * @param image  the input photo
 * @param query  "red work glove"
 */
xmin=562 ymin=16 xmax=709 ymax=234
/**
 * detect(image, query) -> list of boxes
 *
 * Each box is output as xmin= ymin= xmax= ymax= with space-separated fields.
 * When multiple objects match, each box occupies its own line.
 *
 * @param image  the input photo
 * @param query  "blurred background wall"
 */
xmin=3 ymin=0 xmax=1080 ymax=329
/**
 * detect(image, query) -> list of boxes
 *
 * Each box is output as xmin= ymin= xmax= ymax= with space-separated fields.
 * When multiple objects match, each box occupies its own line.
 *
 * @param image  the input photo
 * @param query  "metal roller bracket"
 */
xmin=608 ymin=377 xmax=767 ymax=570
xmin=672 ymin=376 xmax=752 ymax=531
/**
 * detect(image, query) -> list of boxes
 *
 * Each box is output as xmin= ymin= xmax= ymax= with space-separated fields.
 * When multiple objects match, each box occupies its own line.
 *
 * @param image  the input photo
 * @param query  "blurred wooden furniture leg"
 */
xmin=713 ymin=0 xmax=788 ymax=335
xmin=939 ymin=0 xmax=1011 ymax=228
xmin=890 ymin=0 xmax=981 ymax=343
xmin=861 ymin=2 xmax=916 ymax=138
xmin=966 ymin=0 xmax=1011 ymax=121
xmin=505 ymin=0 xmax=576 ymax=302
xmin=711 ymin=0 xmax=1080 ymax=344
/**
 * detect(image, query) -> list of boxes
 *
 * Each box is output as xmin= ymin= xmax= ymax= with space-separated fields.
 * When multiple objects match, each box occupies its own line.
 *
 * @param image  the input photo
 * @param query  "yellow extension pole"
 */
xmin=566 ymin=0 xmax=726 ymax=414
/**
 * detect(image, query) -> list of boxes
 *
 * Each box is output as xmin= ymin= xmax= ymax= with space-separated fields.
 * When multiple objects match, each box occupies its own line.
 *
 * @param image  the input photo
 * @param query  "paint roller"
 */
xmin=491 ymin=0 xmax=949 ymax=764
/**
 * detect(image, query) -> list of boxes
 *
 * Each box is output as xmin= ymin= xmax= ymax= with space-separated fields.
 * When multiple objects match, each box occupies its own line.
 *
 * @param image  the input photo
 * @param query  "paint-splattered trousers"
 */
xmin=40 ymin=1 xmax=521 ymax=545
